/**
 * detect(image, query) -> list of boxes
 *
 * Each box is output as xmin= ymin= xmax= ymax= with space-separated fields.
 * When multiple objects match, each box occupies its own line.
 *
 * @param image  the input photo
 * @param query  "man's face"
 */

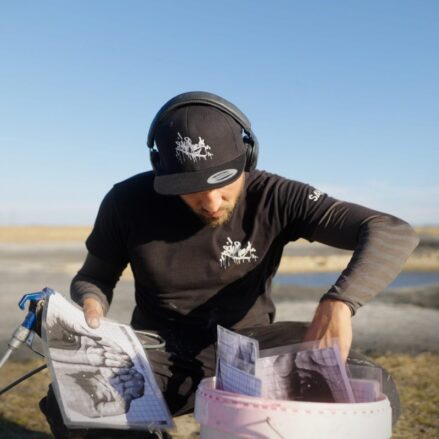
xmin=180 ymin=173 xmax=245 ymax=227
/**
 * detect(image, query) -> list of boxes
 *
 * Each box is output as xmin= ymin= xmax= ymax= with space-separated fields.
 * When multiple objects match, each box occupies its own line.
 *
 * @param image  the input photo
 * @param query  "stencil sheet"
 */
xmin=42 ymin=292 xmax=173 ymax=430
xmin=216 ymin=325 xmax=262 ymax=396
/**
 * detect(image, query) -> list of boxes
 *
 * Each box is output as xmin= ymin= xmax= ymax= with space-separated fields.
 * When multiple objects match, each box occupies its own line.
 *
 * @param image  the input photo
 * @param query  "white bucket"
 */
xmin=194 ymin=378 xmax=392 ymax=439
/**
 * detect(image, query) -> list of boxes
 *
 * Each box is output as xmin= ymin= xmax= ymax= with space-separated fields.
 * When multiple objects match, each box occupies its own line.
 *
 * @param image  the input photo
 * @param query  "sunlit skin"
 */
xmin=180 ymin=173 xmax=245 ymax=227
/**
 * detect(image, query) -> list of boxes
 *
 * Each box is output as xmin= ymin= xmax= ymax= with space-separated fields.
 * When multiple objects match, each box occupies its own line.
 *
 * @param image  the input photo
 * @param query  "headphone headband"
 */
xmin=147 ymin=91 xmax=259 ymax=177
xmin=147 ymin=91 xmax=253 ymax=149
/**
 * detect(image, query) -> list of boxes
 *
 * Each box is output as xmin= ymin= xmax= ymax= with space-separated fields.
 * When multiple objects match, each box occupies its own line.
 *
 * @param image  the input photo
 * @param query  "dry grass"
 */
xmin=0 ymin=354 xmax=438 ymax=438
xmin=0 ymin=226 xmax=438 ymax=243
xmin=375 ymin=353 xmax=439 ymax=439
xmin=0 ymin=227 xmax=91 ymax=243
xmin=0 ymin=360 xmax=52 ymax=438
xmin=416 ymin=227 xmax=439 ymax=237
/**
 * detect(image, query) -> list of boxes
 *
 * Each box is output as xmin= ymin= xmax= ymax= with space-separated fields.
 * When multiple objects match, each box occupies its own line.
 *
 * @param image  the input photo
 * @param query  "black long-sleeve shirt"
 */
xmin=71 ymin=171 xmax=419 ymax=329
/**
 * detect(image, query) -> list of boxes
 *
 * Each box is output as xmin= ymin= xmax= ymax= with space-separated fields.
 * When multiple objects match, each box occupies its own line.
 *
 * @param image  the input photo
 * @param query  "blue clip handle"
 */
xmin=18 ymin=287 xmax=55 ymax=310
xmin=18 ymin=287 xmax=55 ymax=330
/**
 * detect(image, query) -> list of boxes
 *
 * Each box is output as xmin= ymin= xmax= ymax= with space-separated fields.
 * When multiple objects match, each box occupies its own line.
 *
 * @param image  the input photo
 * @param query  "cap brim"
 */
xmin=154 ymin=153 xmax=246 ymax=195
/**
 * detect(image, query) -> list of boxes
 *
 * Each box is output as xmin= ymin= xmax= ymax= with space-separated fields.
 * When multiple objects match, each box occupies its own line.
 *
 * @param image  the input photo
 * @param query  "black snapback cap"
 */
xmin=153 ymin=105 xmax=247 ymax=195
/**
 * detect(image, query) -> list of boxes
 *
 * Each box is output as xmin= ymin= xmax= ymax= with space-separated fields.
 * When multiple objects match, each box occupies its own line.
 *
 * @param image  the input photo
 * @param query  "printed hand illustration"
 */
xmin=108 ymin=367 xmax=145 ymax=402
xmin=303 ymin=299 xmax=352 ymax=362
xmin=75 ymin=336 xmax=133 ymax=368
xmin=49 ymin=315 xmax=132 ymax=368
xmin=46 ymin=300 xmax=147 ymax=418
xmin=64 ymin=366 xmax=145 ymax=417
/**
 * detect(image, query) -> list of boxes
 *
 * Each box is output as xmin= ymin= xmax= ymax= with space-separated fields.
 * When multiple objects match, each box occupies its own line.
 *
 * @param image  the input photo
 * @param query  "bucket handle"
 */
xmin=266 ymin=417 xmax=285 ymax=438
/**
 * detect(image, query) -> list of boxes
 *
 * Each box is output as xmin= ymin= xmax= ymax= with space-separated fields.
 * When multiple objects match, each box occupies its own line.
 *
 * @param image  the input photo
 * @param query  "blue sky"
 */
xmin=1 ymin=1 xmax=438 ymax=225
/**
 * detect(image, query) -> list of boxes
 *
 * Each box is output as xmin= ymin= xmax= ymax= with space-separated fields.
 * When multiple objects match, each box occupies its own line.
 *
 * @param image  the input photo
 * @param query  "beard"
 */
xmin=193 ymin=176 xmax=245 ymax=228
xmin=198 ymin=204 xmax=235 ymax=227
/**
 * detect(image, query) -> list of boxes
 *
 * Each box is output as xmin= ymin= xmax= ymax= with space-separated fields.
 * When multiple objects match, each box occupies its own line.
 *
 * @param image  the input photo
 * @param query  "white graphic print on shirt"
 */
xmin=220 ymin=237 xmax=258 ymax=268
xmin=175 ymin=132 xmax=214 ymax=162
xmin=308 ymin=189 xmax=323 ymax=202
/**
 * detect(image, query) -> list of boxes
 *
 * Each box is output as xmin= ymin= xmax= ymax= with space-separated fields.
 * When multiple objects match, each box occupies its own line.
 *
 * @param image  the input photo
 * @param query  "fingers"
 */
xmin=336 ymin=337 xmax=352 ymax=363
xmin=110 ymin=368 xmax=145 ymax=402
xmin=103 ymin=353 xmax=133 ymax=368
xmin=83 ymin=297 xmax=104 ymax=329
xmin=83 ymin=347 xmax=131 ymax=368
xmin=303 ymin=299 xmax=353 ymax=362
xmin=97 ymin=339 xmax=133 ymax=367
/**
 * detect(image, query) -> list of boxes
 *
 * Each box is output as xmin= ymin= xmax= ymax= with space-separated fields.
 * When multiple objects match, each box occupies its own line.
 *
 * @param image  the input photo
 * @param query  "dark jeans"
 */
xmin=39 ymin=322 xmax=400 ymax=438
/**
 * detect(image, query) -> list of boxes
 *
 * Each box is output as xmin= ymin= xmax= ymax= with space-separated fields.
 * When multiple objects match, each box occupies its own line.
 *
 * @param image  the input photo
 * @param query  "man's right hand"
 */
xmin=83 ymin=296 xmax=104 ymax=329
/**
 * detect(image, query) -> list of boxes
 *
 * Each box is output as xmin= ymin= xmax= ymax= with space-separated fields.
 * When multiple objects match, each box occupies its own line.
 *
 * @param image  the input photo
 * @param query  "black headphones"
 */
xmin=147 ymin=91 xmax=259 ymax=173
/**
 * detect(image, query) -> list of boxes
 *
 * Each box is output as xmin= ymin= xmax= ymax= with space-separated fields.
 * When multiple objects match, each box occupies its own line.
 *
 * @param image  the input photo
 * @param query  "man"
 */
xmin=41 ymin=92 xmax=419 ymax=438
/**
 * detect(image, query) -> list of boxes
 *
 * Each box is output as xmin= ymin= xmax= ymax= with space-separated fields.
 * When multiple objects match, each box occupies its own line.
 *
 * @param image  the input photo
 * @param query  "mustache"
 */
xmin=199 ymin=205 xmax=234 ymax=227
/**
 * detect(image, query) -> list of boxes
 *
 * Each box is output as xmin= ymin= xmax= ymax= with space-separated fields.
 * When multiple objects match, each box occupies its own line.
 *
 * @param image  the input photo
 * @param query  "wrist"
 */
xmin=317 ymin=298 xmax=352 ymax=317
xmin=320 ymin=296 xmax=355 ymax=316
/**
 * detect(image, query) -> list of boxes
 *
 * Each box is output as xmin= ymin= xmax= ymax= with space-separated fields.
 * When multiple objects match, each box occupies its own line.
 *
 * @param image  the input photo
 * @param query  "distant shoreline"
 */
xmin=1 ymin=226 xmax=438 ymax=273
xmin=0 ymin=226 xmax=92 ymax=242
xmin=1 ymin=225 xmax=439 ymax=242
xmin=278 ymin=254 xmax=439 ymax=273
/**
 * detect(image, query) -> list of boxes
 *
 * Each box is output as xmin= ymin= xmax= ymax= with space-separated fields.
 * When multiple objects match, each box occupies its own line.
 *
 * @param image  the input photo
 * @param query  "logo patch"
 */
xmin=175 ymin=132 xmax=213 ymax=162
xmin=207 ymin=169 xmax=238 ymax=185
xmin=220 ymin=237 xmax=258 ymax=268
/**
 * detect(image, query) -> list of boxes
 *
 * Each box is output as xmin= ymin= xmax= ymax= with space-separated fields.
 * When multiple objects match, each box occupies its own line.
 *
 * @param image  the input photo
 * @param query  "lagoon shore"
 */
xmin=0 ymin=226 xmax=438 ymax=439
xmin=0 ymin=226 xmax=438 ymax=356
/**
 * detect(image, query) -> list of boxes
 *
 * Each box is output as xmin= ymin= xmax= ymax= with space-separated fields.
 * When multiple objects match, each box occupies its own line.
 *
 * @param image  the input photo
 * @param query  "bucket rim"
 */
xmin=197 ymin=377 xmax=390 ymax=411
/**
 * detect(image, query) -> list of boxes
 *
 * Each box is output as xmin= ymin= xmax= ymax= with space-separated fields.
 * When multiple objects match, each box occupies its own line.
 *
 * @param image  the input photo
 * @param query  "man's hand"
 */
xmin=303 ymin=299 xmax=352 ymax=362
xmin=83 ymin=296 xmax=104 ymax=329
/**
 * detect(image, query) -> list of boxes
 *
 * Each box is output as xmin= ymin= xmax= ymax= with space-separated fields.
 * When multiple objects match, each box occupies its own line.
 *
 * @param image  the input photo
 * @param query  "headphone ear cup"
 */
xmin=243 ymin=134 xmax=258 ymax=172
xmin=150 ymin=149 xmax=161 ymax=173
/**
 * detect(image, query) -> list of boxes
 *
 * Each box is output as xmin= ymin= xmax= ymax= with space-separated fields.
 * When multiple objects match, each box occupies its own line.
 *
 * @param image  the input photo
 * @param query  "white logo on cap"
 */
xmin=175 ymin=132 xmax=213 ymax=162
xmin=207 ymin=169 xmax=238 ymax=184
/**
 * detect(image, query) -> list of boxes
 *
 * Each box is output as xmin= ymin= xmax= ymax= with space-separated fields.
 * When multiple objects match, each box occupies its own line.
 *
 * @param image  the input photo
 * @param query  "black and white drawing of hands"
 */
xmin=46 ymin=310 xmax=145 ymax=418
xmin=63 ymin=367 xmax=145 ymax=417
xmin=48 ymin=315 xmax=133 ymax=368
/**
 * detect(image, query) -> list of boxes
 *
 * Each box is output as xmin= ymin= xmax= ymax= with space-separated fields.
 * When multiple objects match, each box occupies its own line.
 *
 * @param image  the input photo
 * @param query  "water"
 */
xmin=274 ymin=271 xmax=439 ymax=289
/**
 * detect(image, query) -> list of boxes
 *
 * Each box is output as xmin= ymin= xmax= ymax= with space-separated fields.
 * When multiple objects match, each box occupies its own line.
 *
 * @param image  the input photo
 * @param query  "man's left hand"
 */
xmin=303 ymin=299 xmax=352 ymax=362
